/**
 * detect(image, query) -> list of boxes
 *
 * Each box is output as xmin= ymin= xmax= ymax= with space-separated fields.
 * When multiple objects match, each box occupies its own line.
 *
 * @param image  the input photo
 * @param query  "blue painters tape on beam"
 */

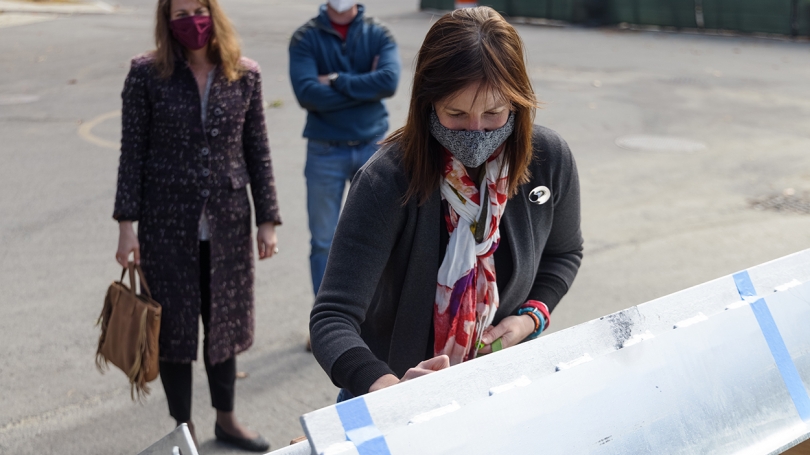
xmin=750 ymin=299 xmax=810 ymax=421
xmin=336 ymin=398 xmax=374 ymax=433
xmin=734 ymin=271 xmax=810 ymax=422
xmin=336 ymin=397 xmax=392 ymax=455
xmin=733 ymin=271 xmax=757 ymax=298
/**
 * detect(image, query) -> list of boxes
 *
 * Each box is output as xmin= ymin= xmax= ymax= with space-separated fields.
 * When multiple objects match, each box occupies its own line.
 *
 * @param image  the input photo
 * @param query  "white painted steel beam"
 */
xmin=281 ymin=248 xmax=810 ymax=455
xmin=138 ymin=423 xmax=198 ymax=455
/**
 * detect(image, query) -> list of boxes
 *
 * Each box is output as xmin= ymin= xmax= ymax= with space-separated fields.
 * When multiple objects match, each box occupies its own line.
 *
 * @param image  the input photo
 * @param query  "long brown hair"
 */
xmin=384 ymin=7 xmax=538 ymax=205
xmin=154 ymin=0 xmax=244 ymax=81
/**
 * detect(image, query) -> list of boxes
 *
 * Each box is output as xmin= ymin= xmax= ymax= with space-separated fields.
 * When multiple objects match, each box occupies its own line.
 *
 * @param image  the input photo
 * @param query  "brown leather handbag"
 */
xmin=96 ymin=262 xmax=162 ymax=400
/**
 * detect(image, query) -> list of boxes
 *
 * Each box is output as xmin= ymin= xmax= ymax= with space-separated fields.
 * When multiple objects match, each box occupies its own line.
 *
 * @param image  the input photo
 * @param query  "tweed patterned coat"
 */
xmin=113 ymin=53 xmax=282 ymax=365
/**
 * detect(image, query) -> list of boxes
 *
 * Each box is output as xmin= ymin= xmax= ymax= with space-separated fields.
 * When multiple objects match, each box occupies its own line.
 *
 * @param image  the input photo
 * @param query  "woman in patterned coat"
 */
xmin=113 ymin=0 xmax=279 ymax=450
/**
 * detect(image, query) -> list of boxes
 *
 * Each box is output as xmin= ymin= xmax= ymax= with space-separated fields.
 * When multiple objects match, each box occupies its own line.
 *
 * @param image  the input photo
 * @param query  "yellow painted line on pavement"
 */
xmin=0 ymin=13 xmax=57 ymax=29
xmin=78 ymin=110 xmax=120 ymax=150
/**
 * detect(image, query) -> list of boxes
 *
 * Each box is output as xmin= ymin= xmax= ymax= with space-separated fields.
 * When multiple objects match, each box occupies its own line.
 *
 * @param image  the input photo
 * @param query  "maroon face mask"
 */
xmin=169 ymin=15 xmax=213 ymax=51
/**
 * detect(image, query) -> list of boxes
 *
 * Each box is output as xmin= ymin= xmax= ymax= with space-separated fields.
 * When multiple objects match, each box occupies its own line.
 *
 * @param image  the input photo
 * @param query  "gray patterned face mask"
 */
xmin=429 ymin=110 xmax=515 ymax=168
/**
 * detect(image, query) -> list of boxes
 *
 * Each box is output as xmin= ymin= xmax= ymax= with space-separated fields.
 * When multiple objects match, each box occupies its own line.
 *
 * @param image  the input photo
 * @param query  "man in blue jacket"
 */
xmin=289 ymin=1 xmax=401 ymax=307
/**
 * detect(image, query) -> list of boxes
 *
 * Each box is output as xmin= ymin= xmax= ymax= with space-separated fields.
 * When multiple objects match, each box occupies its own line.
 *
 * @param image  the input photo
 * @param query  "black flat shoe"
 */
xmin=215 ymin=423 xmax=270 ymax=452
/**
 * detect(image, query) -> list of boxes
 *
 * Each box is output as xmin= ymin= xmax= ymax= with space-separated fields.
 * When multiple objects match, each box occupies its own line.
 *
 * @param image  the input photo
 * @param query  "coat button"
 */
xmin=201 ymin=147 xmax=209 ymax=156
xmin=211 ymin=128 xmax=219 ymax=137
xmin=201 ymin=189 xmax=210 ymax=197
xmin=214 ymin=108 xmax=223 ymax=116
xmin=201 ymin=168 xmax=210 ymax=177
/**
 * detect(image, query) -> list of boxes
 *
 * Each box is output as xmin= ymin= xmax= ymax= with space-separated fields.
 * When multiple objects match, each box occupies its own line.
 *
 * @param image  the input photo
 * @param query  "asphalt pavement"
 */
xmin=1 ymin=0 xmax=809 ymax=453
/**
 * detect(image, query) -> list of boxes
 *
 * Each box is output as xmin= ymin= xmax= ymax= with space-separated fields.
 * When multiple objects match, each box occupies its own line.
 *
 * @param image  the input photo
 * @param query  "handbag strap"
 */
xmin=120 ymin=262 xmax=153 ymax=299
xmin=133 ymin=264 xmax=153 ymax=299
xmin=119 ymin=263 xmax=138 ymax=296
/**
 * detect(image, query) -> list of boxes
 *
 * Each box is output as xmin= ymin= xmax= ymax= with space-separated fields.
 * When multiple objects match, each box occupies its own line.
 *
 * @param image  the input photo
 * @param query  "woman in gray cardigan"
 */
xmin=310 ymin=6 xmax=583 ymax=399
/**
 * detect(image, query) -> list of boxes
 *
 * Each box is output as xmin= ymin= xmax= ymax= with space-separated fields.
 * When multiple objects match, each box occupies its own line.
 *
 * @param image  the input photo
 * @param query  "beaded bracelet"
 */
xmin=522 ymin=300 xmax=550 ymax=327
xmin=524 ymin=310 xmax=540 ymax=333
xmin=517 ymin=307 xmax=546 ymax=340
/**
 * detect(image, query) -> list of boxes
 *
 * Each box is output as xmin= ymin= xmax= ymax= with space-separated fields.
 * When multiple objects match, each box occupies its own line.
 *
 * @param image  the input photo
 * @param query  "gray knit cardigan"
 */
xmin=310 ymin=125 xmax=583 ymax=393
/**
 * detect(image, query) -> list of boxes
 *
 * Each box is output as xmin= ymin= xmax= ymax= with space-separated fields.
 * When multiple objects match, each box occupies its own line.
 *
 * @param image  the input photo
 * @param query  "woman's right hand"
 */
xmin=368 ymin=355 xmax=450 ymax=393
xmin=116 ymin=221 xmax=140 ymax=267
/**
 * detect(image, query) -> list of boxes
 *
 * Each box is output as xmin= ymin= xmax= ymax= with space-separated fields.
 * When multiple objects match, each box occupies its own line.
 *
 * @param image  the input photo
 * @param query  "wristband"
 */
xmin=517 ymin=301 xmax=549 ymax=340
xmin=524 ymin=310 xmax=540 ymax=333
xmin=517 ymin=307 xmax=544 ymax=339
xmin=521 ymin=300 xmax=550 ymax=330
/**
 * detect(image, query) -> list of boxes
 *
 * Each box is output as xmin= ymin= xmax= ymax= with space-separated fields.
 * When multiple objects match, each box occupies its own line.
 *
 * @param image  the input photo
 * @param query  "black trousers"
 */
xmin=159 ymin=241 xmax=236 ymax=423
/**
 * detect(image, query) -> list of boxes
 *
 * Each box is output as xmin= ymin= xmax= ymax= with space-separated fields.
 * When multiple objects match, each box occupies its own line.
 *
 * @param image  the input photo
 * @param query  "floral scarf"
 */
xmin=434 ymin=148 xmax=509 ymax=365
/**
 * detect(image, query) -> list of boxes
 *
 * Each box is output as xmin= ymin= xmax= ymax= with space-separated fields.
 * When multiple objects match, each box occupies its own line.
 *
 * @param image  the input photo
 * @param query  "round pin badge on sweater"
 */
xmin=529 ymin=186 xmax=551 ymax=205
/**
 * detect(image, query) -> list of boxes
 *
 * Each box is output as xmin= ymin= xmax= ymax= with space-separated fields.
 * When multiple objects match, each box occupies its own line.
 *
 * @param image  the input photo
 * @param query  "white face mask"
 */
xmin=328 ymin=0 xmax=356 ymax=13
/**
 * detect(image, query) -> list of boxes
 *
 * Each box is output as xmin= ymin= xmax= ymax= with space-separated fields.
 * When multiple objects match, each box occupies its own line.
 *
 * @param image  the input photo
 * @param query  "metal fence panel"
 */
xmin=419 ymin=0 xmax=584 ymax=22
xmin=703 ymin=0 xmax=793 ymax=34
xmin=504 ymin=0 xmax=556 ymax=19
xmin=419 ymin=0 xmax=454 ymax=10
xmin=610 ymin=0 xmax=697 ymax=27
xmin=480 ymin=0 xmax=579 ymax=22
xmin=610 ymin=0 xmax=641 ymax=23
xmin=418 ymin=0 xmax=807 ymax=36
xmin=800 ymin=0 xmax=810 ymax=35
xmin=643 ymin=0 xmax=697 ymax=27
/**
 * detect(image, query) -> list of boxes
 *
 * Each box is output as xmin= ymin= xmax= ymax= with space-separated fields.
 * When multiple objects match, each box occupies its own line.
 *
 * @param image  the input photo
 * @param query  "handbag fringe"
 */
xmin=127 ymin=306 xmax=151 ymax=400
xmin=95 ymin=286 xmax=114 ymax=373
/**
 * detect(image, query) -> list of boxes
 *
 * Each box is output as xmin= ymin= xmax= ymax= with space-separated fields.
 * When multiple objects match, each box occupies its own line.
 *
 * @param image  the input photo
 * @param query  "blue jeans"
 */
xmin=336 ymin=388 xmax=354 ymax=403
xmin=305 ymin=136 xmax=381 ymax=296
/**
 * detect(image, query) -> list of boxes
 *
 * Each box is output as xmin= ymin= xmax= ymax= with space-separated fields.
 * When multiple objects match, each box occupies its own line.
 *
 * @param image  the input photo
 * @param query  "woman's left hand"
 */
xmin=477 ymin=315 xmax=536 ymax=355
xmin=257 ymin=222 xmax=278 ymax=260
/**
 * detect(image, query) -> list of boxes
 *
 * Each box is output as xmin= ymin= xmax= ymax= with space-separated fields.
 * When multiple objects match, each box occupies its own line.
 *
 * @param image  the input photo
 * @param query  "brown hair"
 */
xmin=153 ymin=0 xmax=243 ymax=81
xmin=384 ymin=7 xmax=538 ymax=205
